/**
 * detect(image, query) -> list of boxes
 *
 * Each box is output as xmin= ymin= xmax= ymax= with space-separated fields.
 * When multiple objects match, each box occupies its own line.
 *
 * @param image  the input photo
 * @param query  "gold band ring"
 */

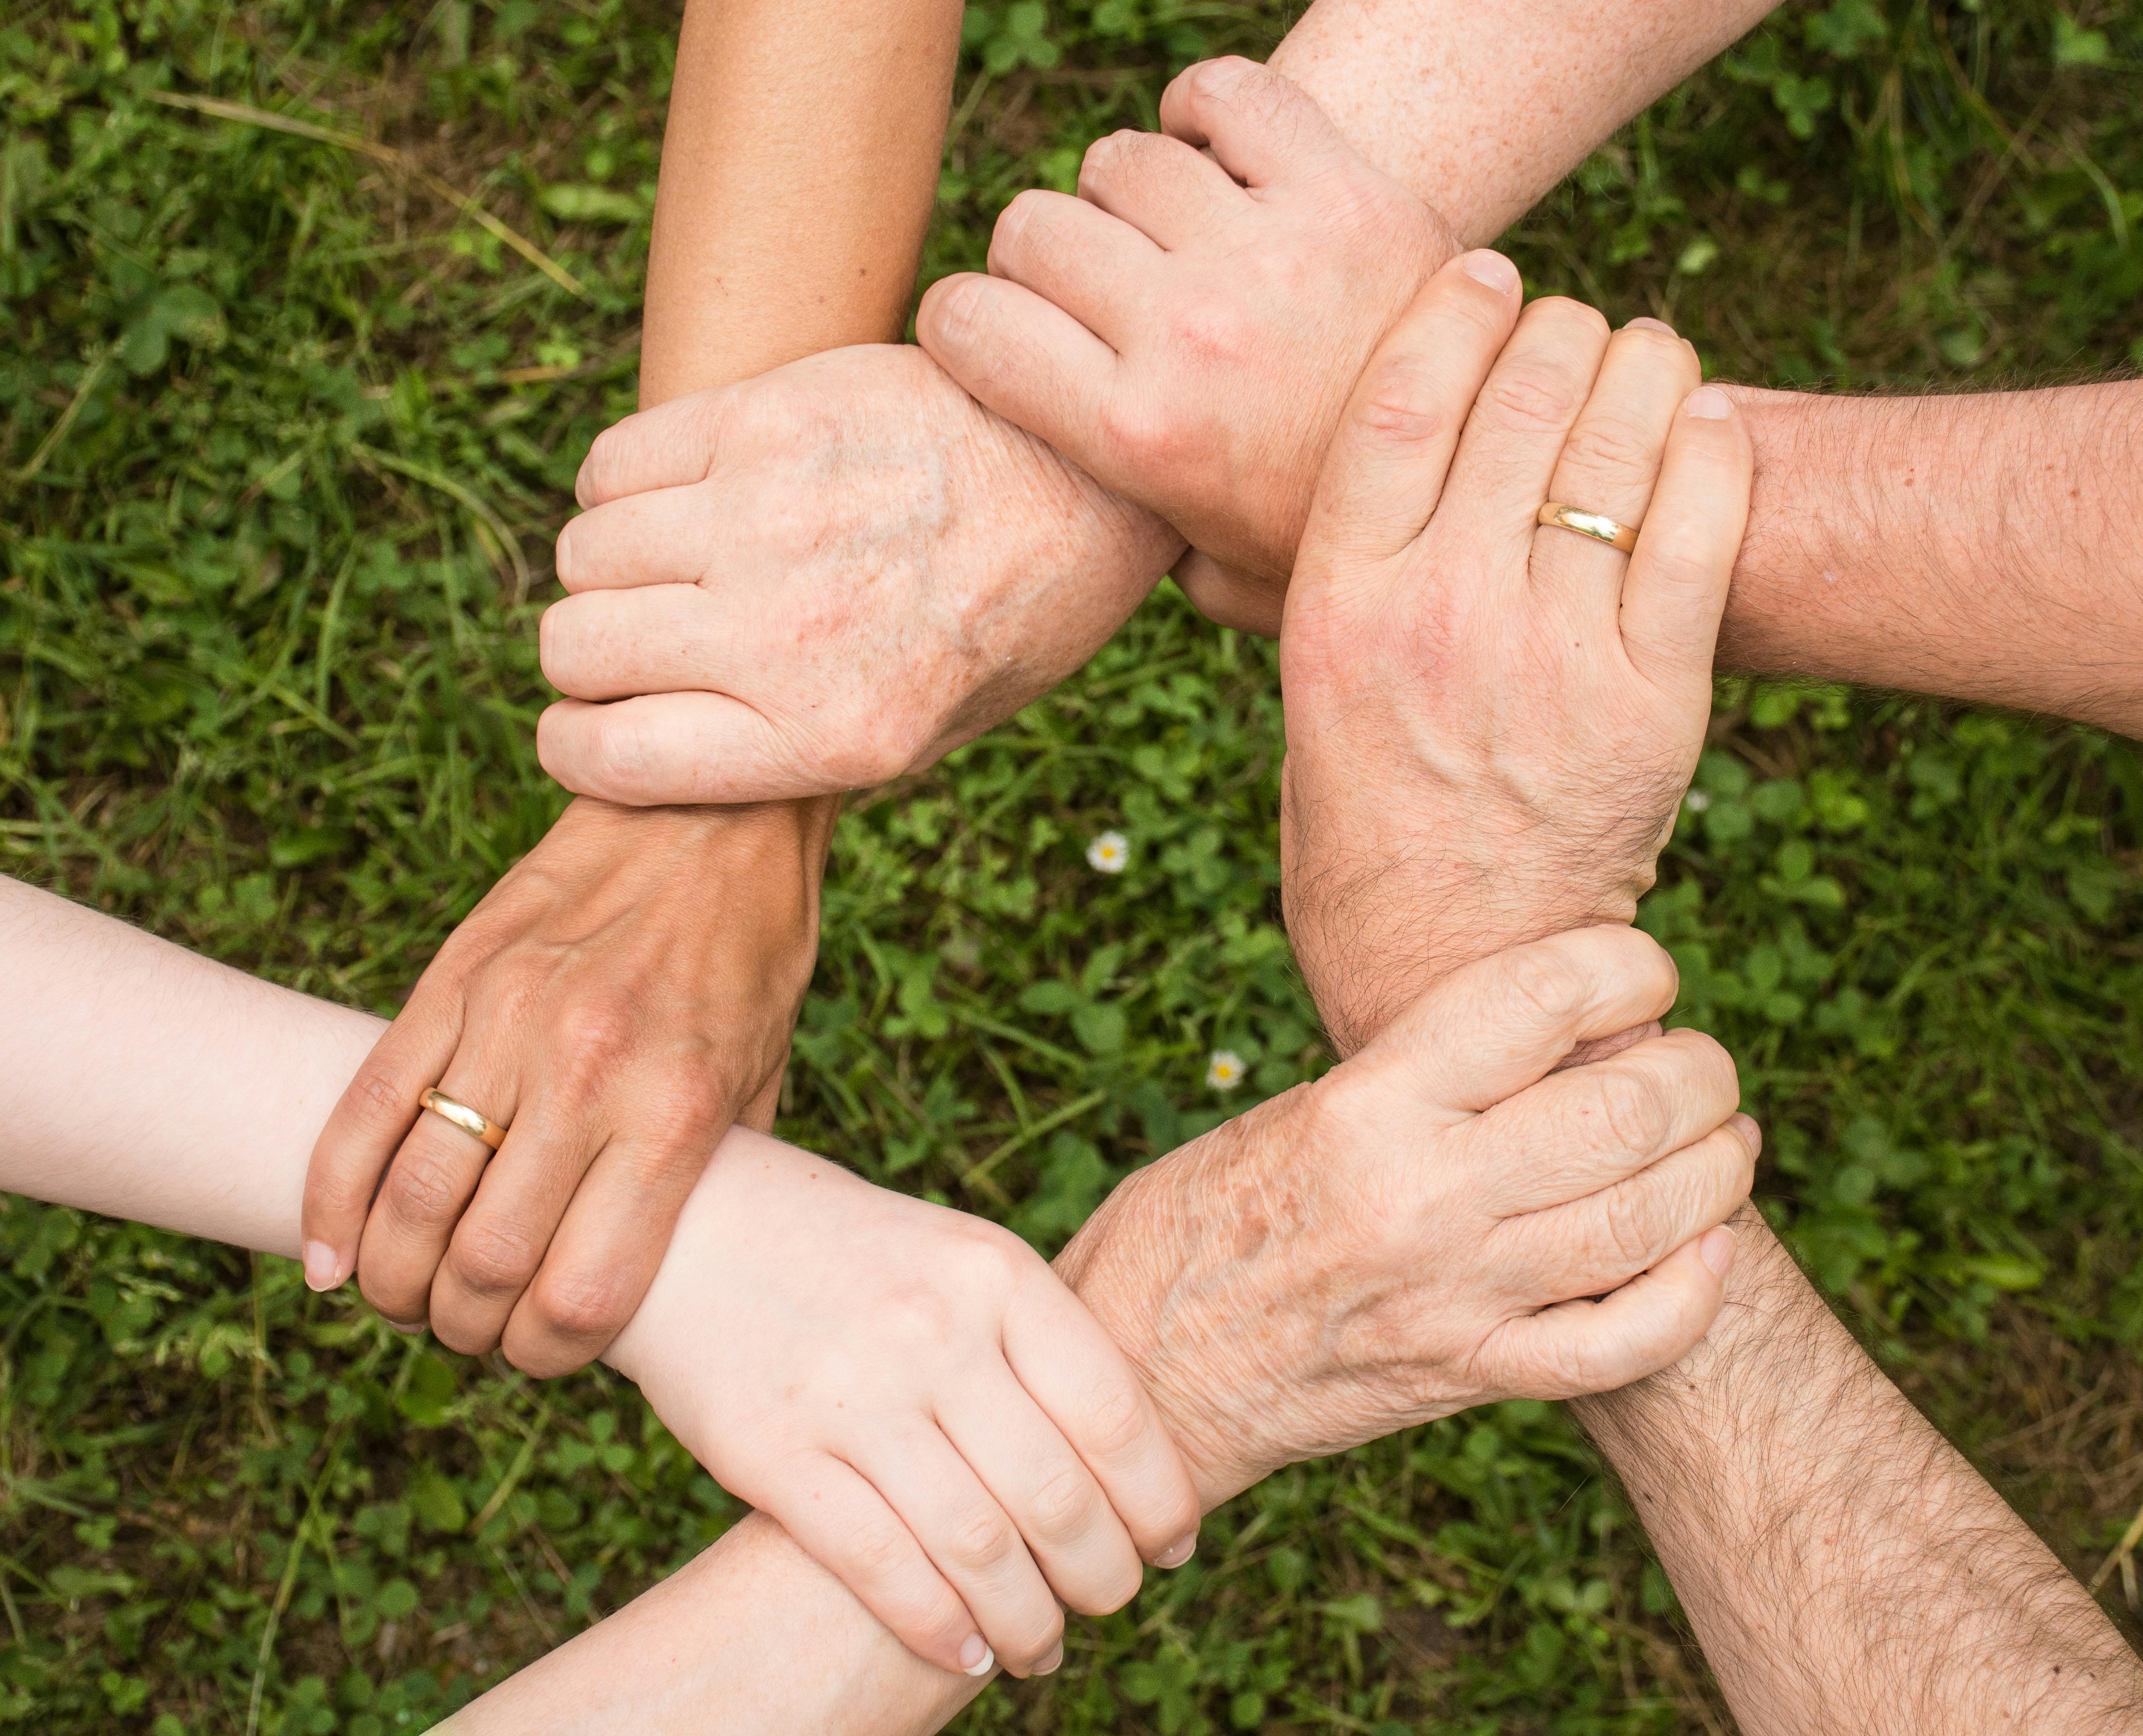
xmin=419 ymin=1087 xmax=509 ymax=1151
xmin=1538 ymin=501 xmax=1639 ymax=554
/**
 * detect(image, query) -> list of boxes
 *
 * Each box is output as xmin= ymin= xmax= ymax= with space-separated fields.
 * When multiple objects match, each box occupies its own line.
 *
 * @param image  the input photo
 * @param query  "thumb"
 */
xmin=1157 ymin=57 xmax=1351 ymax=191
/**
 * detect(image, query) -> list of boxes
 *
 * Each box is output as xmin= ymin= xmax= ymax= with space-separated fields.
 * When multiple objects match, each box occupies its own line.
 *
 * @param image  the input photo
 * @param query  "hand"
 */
xmin=1277 ymin=253 xmax=1753 ymax=1054
xmin=534 ymin=343 xmax=1183 ymax=806
xmin=606 ymin=1128 xmax=1201 ymax=1681
xmin=917 ymin=57 xmax=1450 ymax=634
xmin=302 ymin=798 xmax=829 ymax=1374
xmin=1056 ymin=925 xmax=1755 ymax=1505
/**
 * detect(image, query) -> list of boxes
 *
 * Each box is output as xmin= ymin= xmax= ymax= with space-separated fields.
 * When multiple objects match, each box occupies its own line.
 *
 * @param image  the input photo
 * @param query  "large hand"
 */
xmin=302 ymin=798 xmax=828 ymax=1374
xmin=1279 ymin=253 xmax=1753 ymax=1054
xmin=918 ymin=58 xmax=1450 ymax=635
xmin=1056 ymin=926 xmax=1754 ymax=1506
xmin=608 ymin=1129 xmax=1199 ymax=1682
xmin=534 ymin=344 xmax=1181 ymax=806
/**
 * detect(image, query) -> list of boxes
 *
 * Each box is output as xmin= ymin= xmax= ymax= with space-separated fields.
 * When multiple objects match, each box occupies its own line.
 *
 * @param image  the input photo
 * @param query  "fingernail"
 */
xmin=1730 ymin=1111 xmax=1763 ymax=1157
xmin=301 ymin=1240 xmax=344 ymax=1292
xmin=1625 ymin=315 xmax=1677 ymax=336
xmin=1034 ymin=1641 xmax=1064 ymax=1676
xmin=1154 ymin=1532 xmax=1198 ymax=1568
xmin=1683 ymin=384 xmax=1733 ymax=420
xmin=1699 ymin=1225 xmax=1737 ymax=1279
xmin=385 ymin=1316 xmax=427 ymax=1336
xmin=1460 ymin=249 xmax=1519 ymax=293
xmin=959 ymin=1635 xmax=995 ymax=1677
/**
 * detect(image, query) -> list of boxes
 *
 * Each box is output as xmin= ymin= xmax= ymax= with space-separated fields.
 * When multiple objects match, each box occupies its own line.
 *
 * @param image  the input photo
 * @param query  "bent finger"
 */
xmin=1294 ymin=249 xmax=1522 ymax=571
xmin=1618 ymin=384 xmax=1753 ymax=690
xmin=1476 ymin=1027 xmax=1742 ymax=1215
xmin=916 ymin=271 xmax=1121 ymax=473
xmin=1077 ymin=127 xmax=1247 ymax=247
xmin=536 ymin=692 xmax=826 ymax=807
xmin=1005 ymin=1283 xmax=1202 ymax=1569
xmin=540 ymin=585 xmax=743 ymax=702
xmin=1502 ymin=1118 xmax=1759 ymax=1301
xmin=988 ymin=188 xmax=1161 ymax=347
xmin=766 ymin=1453 xmax=996 ymax=1679
xmin=1158 ymin=57 xmax=1352 ymax=191
xmin=573 ymin=386 xmax=737 ymax=508
xmin=553 ymin=487 xmax=721 ymax=594
xmin=1478 ymin=1226 xmax=1736 ymax=1399
xmin=1361 ymin=925 xmax=1684 ymax=1115
xmin=1174 ymin=549 xmax=1285 ymax=636
xmin=302 ymin=1001 xmax=460 ymax=1293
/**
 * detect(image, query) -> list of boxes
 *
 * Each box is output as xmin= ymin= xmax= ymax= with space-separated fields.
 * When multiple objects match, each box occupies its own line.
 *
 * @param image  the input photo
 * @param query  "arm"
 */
xmin=301 ymin=0 xmax=965 ymax=1374
xmin=1 ymin=874 xmax=1749 ymax=1733
xmin=532 ymin=0 xmax=1784 ymax=807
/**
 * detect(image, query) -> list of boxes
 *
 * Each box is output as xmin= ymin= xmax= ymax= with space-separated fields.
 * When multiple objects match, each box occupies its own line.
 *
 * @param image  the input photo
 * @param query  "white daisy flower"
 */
xmin=1683 ymin=789 xmax=1713 ymax=812
xmin=1206 ymin=1050 xmax=1246 ymax=1093
xmin=1086 ymin=830 xmax=1130 ymax=874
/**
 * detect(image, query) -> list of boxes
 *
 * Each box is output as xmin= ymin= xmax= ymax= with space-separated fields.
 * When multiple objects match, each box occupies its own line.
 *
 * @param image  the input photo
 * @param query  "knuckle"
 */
xmin=345 ymin=1063 xmax=421 ymax=1135
xmin=446 ymin=1220 xmax=545 ymax=1301
xmin=1025 ymin=1460 xmax=1102 ymax=1547
xmin=379 ymin=1147 xmax=469 ymax=1230
xmin=1168 ymin=293 xmax=1260 ymax=372
xmin=1351 ymin=358 xmax=1455 ymax=449
xmin=552 ymin=996 xmax=639 ymax=1074
xmin=1597 ymin=1179 xmax=1663 ymax=1271
xmin=1499 ymin=944 xmax=1591 ymax=1030
xmin=1559 ymin=413 xmax=1657 ymax=479
xmin=944 ymin=1503 xmax=1020 ymax=1577
xmin=1480 ymin=359 xmax=1584 ymax=432
xmin=1075 ymin=1376 xmax=1151 ymax=1462
xmin=1589 ymin=1065 xmax=1671 ymax=1158
xmin=523 ymin=1263 xmax=636 ymax=1351
xmin=845 ymin=1512 xmax=921 ymax=1586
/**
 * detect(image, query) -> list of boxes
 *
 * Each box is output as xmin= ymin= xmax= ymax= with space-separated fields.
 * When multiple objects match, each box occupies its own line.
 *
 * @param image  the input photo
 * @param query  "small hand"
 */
xmin=534 ymin=343 xmax=1180 ymax=807
xmin=1057 ymin=926 xmax=1755 ymax=1506
xmin=917 ymin=56 xmax=1451 ymax=631
xmin=1278 ymin=251 xmax=1753 ymax=1052
xmin=606 ymin=1130 xmax=1201 ymax=1681
xmin=302 ymin=798 xmax=828 ymax=1374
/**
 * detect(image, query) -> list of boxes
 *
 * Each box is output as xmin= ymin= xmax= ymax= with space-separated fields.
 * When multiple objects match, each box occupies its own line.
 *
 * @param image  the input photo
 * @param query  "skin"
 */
xmin=532 ymin=0 xmax=1787 ymax=807
xmin=0 ymin=885 xmax=1747 ymax=1730
xmin=300 ymin=0 xmax=968 ymax=1377
xmin=1275 ymin=179 xmax=2143 ymax=1736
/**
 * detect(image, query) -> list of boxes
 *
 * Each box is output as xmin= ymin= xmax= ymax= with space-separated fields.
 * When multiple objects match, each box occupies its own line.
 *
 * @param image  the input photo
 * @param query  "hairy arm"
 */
xmin=1576 ymin=1212 xmax=2143 ymax=1732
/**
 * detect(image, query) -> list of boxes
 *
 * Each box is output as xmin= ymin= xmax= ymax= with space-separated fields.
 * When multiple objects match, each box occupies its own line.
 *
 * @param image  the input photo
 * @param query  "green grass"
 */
xmin=2 ymin=0 xmax=2141 ymax=1731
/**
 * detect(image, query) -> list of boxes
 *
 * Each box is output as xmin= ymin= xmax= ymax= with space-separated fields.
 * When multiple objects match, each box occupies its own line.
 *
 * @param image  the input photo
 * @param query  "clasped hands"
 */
xmin=303 ymin=56 xmax=1759 ymax=1683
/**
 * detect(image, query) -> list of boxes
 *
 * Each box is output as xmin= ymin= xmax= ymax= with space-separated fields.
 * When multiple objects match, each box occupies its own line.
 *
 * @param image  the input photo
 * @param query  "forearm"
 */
xmin=1720 ymin=382 xmax=2143 ymax=734
xmin=1575 ymin=1209 xmax=2143 ymax=1733
xmin=639 ymin=0 xmax=963 ymax=402
xmin=1269 ymin=0 xmax=1776 ymax=243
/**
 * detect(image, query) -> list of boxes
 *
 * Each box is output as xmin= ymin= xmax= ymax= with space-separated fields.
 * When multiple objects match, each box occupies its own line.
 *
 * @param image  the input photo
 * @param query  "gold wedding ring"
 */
xmin=1538 ymin=501 xmax=1639 ymax=553
xmin=419 ymin=1087 xmax=509 ymax=1151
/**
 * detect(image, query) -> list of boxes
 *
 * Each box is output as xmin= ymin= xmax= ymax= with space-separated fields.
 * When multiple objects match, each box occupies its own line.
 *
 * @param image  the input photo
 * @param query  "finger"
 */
xmin=354 ymin=1051 xmax=522 ymax=1328
xmin=1504 ymin=1117 xmax=1759 ymax=1301
xmin=851 ymin=1430 xmax=1066 ymax=1677
xmin=422 ymin=1080 xmax=605 ymax=1359
xmin=1076 ymin=127 xmax=1247 ymax=247
xmin=1293 ymin=249 xmax=1522 ymax=570
xmin=500 ymin=1130 xmax=725 ymax=1377
xmin=536 ymin=692 xmax=831 ymax=807
xmin=737 ymin=1061 xmax=783 ymax=1133
xmin=1157 ymin=56 xmax=1354 ymax=191
xmin=1478 ymin=1225 xmax=1737 ymax=1399
xmin=1434 ymin=295 xmax=1612 ymax=573
xmin=302 ymin=1001 xmax=461 ymax=1293
xmin=1004 ymin=1282 xmax=1202 ymax=1570
xmin=553 ymin=488 xmax=720 ymax=593
xmin=915 ymin=271 xmax=1121 ymax=467
xmin=987 ymin=188 xmax=1161 ymax=347
xmin=765 ymin=1452 xmax=996 ymax=1679
xmin=1359 ymin=925 xmax=1683 ymax=1115
xmin=936 ymin=1376 xmax=1144 ymax=1619
xmin=540 ymin=585 xmax=743 ymax=701
xmin=1618 ymin=384 xmax=1753 ymax=689
xmin=572 ymin=386 xmax=737 ymax=509
xmin=1174 ymin=548 xmax=1285 ymax=637
xmin=1531 ymin=318 xmax=1700 ymax=626
xmin=1474 ymin=1029 xmax=1742 ymax=1216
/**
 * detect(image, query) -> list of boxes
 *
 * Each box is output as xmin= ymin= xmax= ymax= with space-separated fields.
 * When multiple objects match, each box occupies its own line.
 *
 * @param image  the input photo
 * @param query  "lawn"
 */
xmin=1 ymin=0 xmax=2141 ymax=1731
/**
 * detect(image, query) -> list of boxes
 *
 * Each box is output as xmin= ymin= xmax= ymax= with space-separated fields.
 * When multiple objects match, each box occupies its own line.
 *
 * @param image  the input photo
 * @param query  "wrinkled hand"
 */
xmin=1278 ymin=252 xmax=1753 ymax=1054
xmin=918 ymin=57 xmax=1450 ymax=635
xmin=608 ymin=1129 xmax=1199 ymax=1681
xmin=1056 ymin=927 xmax=1754 ymax=1506
xmin=303 ymin=798 xmax=828 ymax=1374
xmin=534 ymin=344 xmax=1180 ymax=806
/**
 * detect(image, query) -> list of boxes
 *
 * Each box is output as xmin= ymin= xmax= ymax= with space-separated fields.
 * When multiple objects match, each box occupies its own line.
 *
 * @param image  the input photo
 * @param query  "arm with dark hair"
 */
xmin=1575 ymin=1213 xmax=2143 ymax=1733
